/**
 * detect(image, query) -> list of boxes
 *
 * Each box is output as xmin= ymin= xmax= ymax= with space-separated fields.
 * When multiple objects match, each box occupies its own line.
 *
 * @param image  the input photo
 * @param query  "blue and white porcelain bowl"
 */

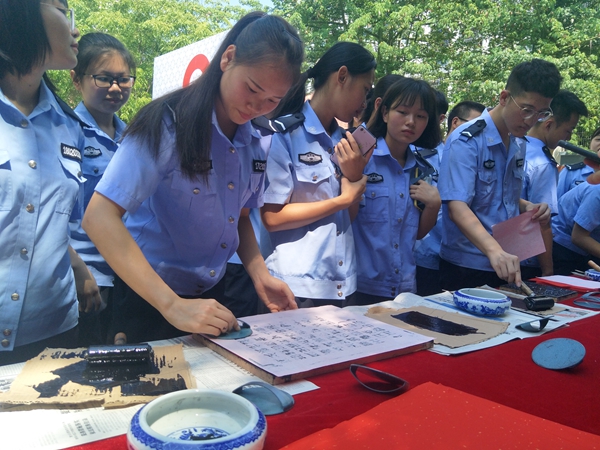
xmin=127 ymin=389 xmax=267 ymax=450
xmin=453 ymin=288 xmax=511 ymax=316
xmin=585 ymin=269 xmax=600 ymax=281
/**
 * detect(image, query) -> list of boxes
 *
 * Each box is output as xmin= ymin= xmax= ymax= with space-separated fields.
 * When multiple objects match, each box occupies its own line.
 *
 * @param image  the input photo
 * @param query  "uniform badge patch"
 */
xmin=61 ymin=143 xmax=82 ymax=163
xmin=516 ymin=158 xmax=524 ymax=168
xmin=367 ymin=173 xmax=384 ymax=183
xmin=253 ymin=159 xmax=266 ymax=172
xmin=298 ymin=152 xmax=322 ymax=165
xmin=84 ymin=146 xmax=102 ymax=158
xmin=483 ymin=159 xmax=495 ymax=169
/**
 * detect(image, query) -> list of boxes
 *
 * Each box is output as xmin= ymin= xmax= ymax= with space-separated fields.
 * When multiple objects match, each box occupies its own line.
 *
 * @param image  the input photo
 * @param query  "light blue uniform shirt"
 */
xmin=353 ymin=138 xmax=422 ymax=296
xmin=260 ymin=101 xmax=356 ymax=300
xmin=556 ymin=162 xmax=592 ymax=200
xmin=96 ymin=109 xmax=268 ymax=296
xmin=0 ymin=81 xmax=85 ymax=350
xmin=69 ymin=102 xmax=126 ymax=286
xmin=438 ymin=109 xmax=525 ymax=272
xmin=520 ymin=136 xmax=558 ymax=268
xmin=414 ymin=142 xmax=443 ymax=270
xmin=552 ymin=182 xmax=600 ymax=256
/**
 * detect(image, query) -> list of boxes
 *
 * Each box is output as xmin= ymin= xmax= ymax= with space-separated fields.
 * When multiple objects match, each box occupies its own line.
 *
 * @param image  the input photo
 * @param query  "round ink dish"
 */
xmin=585 ymin=269 xmax=600 ymax=281
xmin=532 ymin=338 xmax=586 ymax=370
xmin=453 ymin=288 xmax=511 ymax=316
xmin=128 ymin=389 xmax=267 ymax=450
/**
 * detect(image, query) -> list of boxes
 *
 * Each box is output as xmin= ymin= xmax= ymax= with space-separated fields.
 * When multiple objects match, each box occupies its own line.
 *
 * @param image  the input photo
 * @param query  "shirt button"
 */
xmin=28 ymin=160 xmax=37 ymax=168
xmin=371 ymin=192 xmax=376 ymax=198
xmin=11 ymin=292 xmax=19 ymax=301
xmin=338 ymin=260 xmax=343 ymax=266
xmin=221 ymin=243 xmax=227 ymax=249
xmin=400 ymin=193 xmax=404 ymax=198
xmin=394 ymin=268 xmax=399 ymax=274
xmin=337 ymin=291 xmax=343 ymax=297
xmin=20 ymin=248 xmax=28 ymax=255
xmin=193 ymin=188 xmax=200 ymax=195
xmin=1 ymin=339 xmax=9 ymax=348
xmin=337 ymin=284 xmax=342 ymax=289
xmin=228 ymin=216 xmax=235 ymax=223
xmin=336 ymin=230 xmax=341 ymax=236
xmin=77 ymin=171 xmax=83 ymax=178
xmin=228 ymin=182 xmax=234 ymax=190
xmin=328 ymin=148 xmax=333 ymax=154
xmin=229 ymin=147 xmax=235 ymax=153
xmin=26 ymin=204 xmax=34 ymax=213
xmin=312 ymin=175 xmax=318 ymax=182
xmin=394 ymin=243 xmax=399 ymax=249
xmin=209 ymin=270 xmax=216 ymax=277
xmin=3 ymin=329 xmax=11 ymax=336
xmin=20 ymin=119 xmax=28 ymax=128
xmin=93 ymin=168 xmax=99 ymax=174
xmin=397 ymin=218 xmax=402 ymax=223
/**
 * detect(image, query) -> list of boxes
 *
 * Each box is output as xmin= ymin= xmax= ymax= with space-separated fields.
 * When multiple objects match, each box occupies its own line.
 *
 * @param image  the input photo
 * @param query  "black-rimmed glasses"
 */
xmin=42 ymin=3 xmax=75 ymax=32
xmin=350 ymin=364 xmax=409 ymax=394
xmin=86 ymin=74 xmax=136 ymax=89
xmin=510 ymin=95 xmax=553 ymax=122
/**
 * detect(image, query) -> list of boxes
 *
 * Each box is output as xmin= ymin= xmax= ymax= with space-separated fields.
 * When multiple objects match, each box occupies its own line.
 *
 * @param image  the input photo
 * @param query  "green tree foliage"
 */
xmin=273 ymin=0 xmax=600 ymax=142
xmin=48 ymin=0 xmax=263 ymax=122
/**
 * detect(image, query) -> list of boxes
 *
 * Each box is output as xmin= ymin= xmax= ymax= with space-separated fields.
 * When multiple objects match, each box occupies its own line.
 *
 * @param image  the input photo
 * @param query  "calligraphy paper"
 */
xmin=492 ymin=209 xmax=545 ymax=261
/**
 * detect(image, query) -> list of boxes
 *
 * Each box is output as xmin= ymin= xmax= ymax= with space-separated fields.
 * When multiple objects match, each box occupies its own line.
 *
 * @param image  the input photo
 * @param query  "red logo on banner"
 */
xmin=183 ymin=54 xmax=210 ymax=87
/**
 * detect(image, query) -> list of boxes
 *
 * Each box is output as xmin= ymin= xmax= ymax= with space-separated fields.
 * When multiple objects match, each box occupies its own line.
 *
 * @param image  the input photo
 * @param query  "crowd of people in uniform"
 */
xmin=2 ymin=1 xmax=599 ymax=365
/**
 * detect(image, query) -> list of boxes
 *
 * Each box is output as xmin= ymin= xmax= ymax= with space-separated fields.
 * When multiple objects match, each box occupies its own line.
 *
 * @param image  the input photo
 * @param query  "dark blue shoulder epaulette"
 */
xmin=565 ymin=161 xmax=586 ymax=171
xmin=460 ymin=119 xmax=486 ymax=139
xmin=270 ymin=112 xmax=305 ymax=133
xmin=251 ymin=115 xmax=280 ymax=134
xmin=53 ymin=92 xmax=87 ymax=129
xmin=414 ymin=147 xmax=438 ymax=159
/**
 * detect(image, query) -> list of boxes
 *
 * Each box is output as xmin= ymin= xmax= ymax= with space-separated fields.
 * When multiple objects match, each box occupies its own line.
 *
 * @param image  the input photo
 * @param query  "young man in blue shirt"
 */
xmin=438 ymin=59 xmax=561 ymax=290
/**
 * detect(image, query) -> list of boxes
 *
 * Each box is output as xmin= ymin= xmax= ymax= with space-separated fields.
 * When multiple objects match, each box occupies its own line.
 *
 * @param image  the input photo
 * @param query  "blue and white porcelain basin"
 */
xmin=127 ymin=388 xmax=266 ymax=450
xmin=453 ymin=288 xmax=511 ymax=316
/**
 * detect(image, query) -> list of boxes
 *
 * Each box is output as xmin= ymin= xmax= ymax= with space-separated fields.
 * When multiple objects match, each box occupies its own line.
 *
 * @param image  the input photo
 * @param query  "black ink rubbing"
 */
xmin=391 ymin=311 xmax=483 ymax=336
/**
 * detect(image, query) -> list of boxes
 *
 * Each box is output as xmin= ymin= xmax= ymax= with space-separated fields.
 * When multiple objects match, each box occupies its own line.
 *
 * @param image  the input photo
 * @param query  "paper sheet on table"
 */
xmin=492 ymin=209 xmax=545 ymax=261
xmin=0 ymin=344 xmax=195 ymax=409
xmin=0 ymin=335 xmax=317 ymax=450
xmin=534 ymin=275 xmax=600 ymax=292
xmin=365 ymin=305 xmax=508 ymax=348
xmin=344 ymin=292 xmax=598 ymax=355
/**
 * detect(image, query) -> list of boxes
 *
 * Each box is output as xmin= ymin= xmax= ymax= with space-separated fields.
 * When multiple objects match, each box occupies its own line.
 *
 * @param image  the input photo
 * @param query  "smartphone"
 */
xmin=331 ymin=125 xmax=376 ymax=166
xmin=558 ymin=140 xmax=600 ymax=164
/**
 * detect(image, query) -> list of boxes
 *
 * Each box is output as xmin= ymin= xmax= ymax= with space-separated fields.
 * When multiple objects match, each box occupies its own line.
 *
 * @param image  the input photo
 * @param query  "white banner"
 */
xmin=152 ymin=30 xmax=227 ymax=99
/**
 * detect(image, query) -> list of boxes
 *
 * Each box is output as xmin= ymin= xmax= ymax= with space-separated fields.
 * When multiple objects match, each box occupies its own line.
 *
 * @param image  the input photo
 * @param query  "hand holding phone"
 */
xmin=331 ymin=125 xmax=376 ymax=167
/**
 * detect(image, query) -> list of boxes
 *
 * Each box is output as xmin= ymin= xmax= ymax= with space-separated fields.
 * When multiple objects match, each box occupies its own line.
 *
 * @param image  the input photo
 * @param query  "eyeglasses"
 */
xmin=86 ymin=74 xmax=136 ymax=89
xmin=350 ymin=364 xmax=409 ymax=394
xmin=510 ymin=95 xmax=553 ymax=122
xmin=456 ymin=116 xmax=470 ymax=123
xmin=42 ymin=3 xmax=75 ymax=32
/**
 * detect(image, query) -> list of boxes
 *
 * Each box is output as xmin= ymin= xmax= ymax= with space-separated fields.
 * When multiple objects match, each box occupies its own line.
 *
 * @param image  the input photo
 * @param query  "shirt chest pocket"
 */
xmin=295 ymin=164 xmax=335 ymax=200
xmin=56 ymin=156 xmax=84 ymax=215
xmin=170 ymin=171 xmax=218 ymax=218
xmin=0 ymin=150 xmax=12 ymax=211
xmin=362 ymin=185 xmax=389 ymax=222
xmin=477 ymin=167 xmax=498 ymax=198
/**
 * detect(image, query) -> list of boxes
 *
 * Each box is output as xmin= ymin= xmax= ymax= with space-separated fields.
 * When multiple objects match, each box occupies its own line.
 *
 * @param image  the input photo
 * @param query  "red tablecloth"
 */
xmin=69 ymin=300 xmax=600 ymax=449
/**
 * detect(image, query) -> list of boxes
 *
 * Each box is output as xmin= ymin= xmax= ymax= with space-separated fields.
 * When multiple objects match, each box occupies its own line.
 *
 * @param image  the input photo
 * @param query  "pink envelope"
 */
xmin=492 ymin=209 xmax=545 ymax=261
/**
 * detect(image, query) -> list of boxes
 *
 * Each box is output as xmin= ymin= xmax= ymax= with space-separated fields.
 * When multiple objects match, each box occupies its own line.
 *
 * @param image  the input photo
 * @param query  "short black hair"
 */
xmin=548 ymin=89 xmax=588 ymax=126
xmin=434 ymin=89 xmax=449 ymax=117
xmin=0 ymin=0 xmax=68 ymax=78
xmin=506 ymin=58 xmax=562 ymax=99
xmin=359 ymin=74 xmax=404 ymax=124
xmin=73 ymin=33 xmax=136 ymax=80
xmin=447 ymin=100 xmax=485 ymax=130
xmin=367 ymin=77 xmax=441 ymax=149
